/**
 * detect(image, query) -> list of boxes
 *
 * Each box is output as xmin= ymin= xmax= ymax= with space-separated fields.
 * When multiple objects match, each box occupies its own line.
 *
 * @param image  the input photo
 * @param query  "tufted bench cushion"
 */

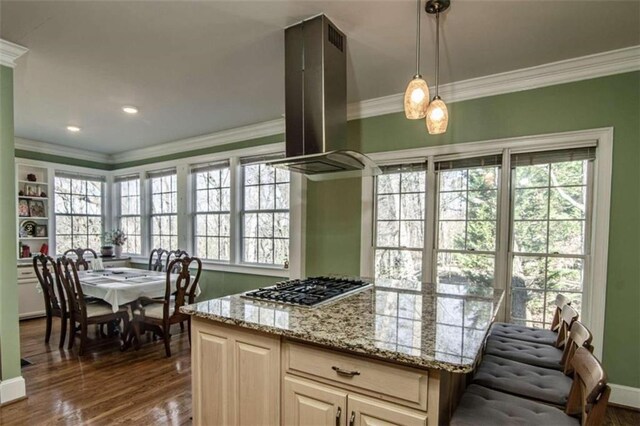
xmin=450 ymin=384 xmax=579 ymax=426
xmin=485 ymin=336 xmax=564 ymax=370
xmin=473 ymin=355 xmax=572 ymax=406
xmin=489 ymin=322 xmax=557 ymax=346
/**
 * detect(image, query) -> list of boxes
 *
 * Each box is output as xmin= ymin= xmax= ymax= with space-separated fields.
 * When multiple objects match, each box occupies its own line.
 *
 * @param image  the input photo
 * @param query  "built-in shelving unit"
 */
xmin=16 ymin=163 xmax=51 ymax=260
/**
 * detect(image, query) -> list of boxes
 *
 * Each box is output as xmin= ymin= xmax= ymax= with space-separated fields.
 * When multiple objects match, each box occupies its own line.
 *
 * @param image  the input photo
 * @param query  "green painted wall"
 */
xmin=0 ymin=65 xmax=21 ymax=380
xmin=306 ymin=71 xmax=640 ymax=388
xmin=112 ymin=134 xmax=284 ymax=169
xmin=14 ymin=149 xmax=112 ymax=170
xmin=131 ymin=263 xmax=277 ymax=301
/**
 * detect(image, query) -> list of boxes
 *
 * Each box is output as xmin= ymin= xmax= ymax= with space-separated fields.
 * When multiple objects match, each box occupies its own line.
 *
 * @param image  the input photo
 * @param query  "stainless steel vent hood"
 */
xmin=269 ymin=14 xmax=380 ymax=181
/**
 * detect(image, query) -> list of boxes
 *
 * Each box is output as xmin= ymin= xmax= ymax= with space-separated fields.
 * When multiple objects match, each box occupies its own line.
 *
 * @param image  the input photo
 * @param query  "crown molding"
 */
xmin=110 ymin=118 xmax=285 ymax=164
xmin=0 ymin=39 xmax=28 ymax=68
xmin=16 ymin=45 xmax=639 ymax=165
xmin=15 ymin=137 xmax=112 ymax=164
xmin=349 ymin=45 xmax=640 ymax=120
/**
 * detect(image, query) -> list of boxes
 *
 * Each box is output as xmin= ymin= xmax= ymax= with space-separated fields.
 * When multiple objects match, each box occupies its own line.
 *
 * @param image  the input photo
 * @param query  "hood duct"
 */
xmin=269 ymin=14 xmax=380 ymax=181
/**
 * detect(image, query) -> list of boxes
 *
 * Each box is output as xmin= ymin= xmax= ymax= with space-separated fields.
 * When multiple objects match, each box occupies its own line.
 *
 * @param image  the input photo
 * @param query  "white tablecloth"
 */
xmin=78 ymin=267 xmax=200 ymax=312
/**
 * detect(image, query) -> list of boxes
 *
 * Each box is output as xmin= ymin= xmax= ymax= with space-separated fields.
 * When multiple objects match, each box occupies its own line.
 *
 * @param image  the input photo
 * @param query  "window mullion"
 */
xmin=495 ymin=148 xmax=511 ymax=322
xmin=424 ymin=156 xmax=436 ymax=283
xmin=229 ymin=157 xmax=240 ymax=265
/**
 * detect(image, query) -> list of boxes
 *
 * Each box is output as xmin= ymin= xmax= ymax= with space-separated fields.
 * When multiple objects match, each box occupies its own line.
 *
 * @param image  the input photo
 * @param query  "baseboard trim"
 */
xmin=0 ymin=376 xmax=26 ymax=405
xmin=610 ymin=384 xmax=640 ymax=409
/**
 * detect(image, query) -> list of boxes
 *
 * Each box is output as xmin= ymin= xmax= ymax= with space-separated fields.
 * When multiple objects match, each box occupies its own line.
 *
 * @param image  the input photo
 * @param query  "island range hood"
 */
xmin=268 ymin=14 xmax=380 ymax=181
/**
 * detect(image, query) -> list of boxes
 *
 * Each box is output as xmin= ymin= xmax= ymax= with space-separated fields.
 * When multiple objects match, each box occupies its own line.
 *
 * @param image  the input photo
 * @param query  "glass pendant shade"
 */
xmin=426 ymin=96 xmax=449 ymax=134
xmin=404 ymin=76 xmax=430 ymax=119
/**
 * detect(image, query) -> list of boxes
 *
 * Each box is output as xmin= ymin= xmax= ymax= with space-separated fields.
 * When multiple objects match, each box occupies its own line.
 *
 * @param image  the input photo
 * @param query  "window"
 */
xmin=149 ymin=169 xmax=178 ymax=250
xmin=368 ymin=145 xmax=599 ymax=330
xmin=54 ymin=173 xmax=104 ymax=254
xmin=509 ymin=148 xmax=594 ymax=327
xmin=241 ymin=159 xmax=290 ymax=266
xmin=193 ymin=162 xmax=231 ymax=261
xmin=374 ymin=165 xmax=426 ymax=286
xmin=117 ymin=175 xmax=141 ymax=254
xmin=435 ymin=156 xmax=501 ymax=288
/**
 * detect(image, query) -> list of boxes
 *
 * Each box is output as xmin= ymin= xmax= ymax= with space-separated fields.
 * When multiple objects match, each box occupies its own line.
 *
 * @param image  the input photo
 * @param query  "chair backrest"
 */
xmin=163 ymin=256 xmax=202 ymax=320
xmin=166 ymin=249 xmax=189 ymax=273
xmin=550 ymin=293 xmax=572 ymax=332
xmin=555 ymin=303 xmax=579 ymax=348
xmin=33 ymin=254 xmax=66 ymax=316
xmin=149 ymin=248 xmax=168 ymax=272
xmin=561 ymin=320 xmax=593 ymax=375
xmin=62 ymin=248 xmax=98 ymax=271
xmin=57 ymin=256 xmax=86 ymax=320
xmin=565 ymin=347 xmax=610 ymax=426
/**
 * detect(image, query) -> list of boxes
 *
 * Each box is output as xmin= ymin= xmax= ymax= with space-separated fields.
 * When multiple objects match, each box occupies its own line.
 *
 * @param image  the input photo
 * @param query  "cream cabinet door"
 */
xmin=191 ymin=318 xmax=280 ymax=426
xmin=347 ymin=394 xmax=428 ymax=426
xmin=284 ymin=375 xmax=348 ymax=426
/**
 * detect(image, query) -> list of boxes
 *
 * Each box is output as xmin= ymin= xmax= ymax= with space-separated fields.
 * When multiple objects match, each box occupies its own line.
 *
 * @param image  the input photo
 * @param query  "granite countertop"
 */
xmin=181 ymin=280 xmax=504 ymax=373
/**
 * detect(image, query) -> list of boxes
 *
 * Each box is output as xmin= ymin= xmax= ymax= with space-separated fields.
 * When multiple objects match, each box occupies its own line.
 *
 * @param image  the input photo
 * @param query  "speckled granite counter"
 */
xmin=181 ymin=281 xmax=504 ymax=373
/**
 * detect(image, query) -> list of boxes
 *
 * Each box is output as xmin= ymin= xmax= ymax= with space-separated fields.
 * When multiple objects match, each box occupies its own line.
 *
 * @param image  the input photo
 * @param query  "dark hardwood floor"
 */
xmin=2 ymin=317 xmax=638 ymax=425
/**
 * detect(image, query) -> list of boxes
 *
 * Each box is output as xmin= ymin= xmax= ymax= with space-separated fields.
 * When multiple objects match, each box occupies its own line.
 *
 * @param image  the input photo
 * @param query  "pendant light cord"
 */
xmin=415 ymin=0 xmax=421 ymax=76
xmin=435 ymin=10 xmax=440 ymax=96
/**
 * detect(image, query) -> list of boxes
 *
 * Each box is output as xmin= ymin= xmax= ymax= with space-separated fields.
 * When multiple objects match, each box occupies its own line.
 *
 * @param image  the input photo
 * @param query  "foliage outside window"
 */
xmin=54 ymin=175 xmax=103 ymax=254
xmin=193 ymin=164 xmax=231 ymax=261
xmin=149 ymin=171 xmax=178 ymax=250
xmin=374 ymin=168 xmax=426 ymax=287
xmin=436 ymin=164 xmax=500 ymax=288
xmin=241 ymin=162 xmax=290 ymax=266
xmin=118 ymin=177 xmax=141 ymax=254
xmin=510 ymin=157 xmax=591 ymax=327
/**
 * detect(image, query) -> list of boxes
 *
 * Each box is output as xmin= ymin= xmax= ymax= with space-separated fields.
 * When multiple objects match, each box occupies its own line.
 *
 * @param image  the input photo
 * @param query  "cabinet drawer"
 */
xmin=284 ymin=342 xmax=428 ymax=410
xmin=17 ymin=267 xmax=36 ymax=281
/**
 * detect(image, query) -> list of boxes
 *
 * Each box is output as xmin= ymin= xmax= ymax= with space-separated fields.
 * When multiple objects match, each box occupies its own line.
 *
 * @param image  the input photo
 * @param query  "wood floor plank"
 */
xmin=2 ymin=317 xmax=638 ymax=425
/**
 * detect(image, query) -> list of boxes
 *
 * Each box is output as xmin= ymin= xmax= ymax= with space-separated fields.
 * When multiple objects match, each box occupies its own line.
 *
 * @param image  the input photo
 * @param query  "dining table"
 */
xmin=77 ymin=266 xmax=200 ymax=349
xmin=78 ymin=267 xmax=180 ymax=313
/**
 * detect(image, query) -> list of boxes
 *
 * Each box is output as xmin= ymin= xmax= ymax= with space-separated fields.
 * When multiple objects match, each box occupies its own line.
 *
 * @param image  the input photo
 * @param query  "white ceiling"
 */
xmin=2 ymin=0 xmax=639 ymax=155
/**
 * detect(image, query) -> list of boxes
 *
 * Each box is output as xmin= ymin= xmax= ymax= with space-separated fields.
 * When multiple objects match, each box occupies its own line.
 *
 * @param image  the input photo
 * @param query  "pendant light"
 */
xmin=404 ymin=0 xmax=430 ymax=119
xmin=425 ymin=0 xmax=450 ymax=134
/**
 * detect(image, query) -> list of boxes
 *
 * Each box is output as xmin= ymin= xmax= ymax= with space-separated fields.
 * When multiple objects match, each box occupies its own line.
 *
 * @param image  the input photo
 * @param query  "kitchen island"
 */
xmin=181 ymin=281 xmax=503 ymax=426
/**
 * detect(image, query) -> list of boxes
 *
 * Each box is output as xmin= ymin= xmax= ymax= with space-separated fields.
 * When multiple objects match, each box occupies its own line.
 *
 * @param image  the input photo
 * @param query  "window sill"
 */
xmin=200 ymin=261 xmax=290 ymax=278
xmin=126 ymin=256 xmax=289 ymax=278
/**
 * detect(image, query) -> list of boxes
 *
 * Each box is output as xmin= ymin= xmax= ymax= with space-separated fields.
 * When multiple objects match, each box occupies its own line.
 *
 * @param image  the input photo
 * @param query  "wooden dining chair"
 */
xmin=473 ymin=320 xmax=593 ymax=407
xmin=489 ymin=293 xmax=572 ymax=346
xmin=148 ymin=248 xmax=168 ymax=272
xmin=57 ymin=256 xmax=130 ymax=355
xmin=63 ymin=248 xmax=98 ymax=271
xmin=166 ymin=249 xmax=189 ymax=273
xmin=132 ymin=256 xmax=202 ymax=357
xmin=33 ymin=254 xmax=68 ymax=348
xmin=451 ymin=348 xmax=609 ymax=426
xmin=484 ymin=304 xmax=579 ymax=370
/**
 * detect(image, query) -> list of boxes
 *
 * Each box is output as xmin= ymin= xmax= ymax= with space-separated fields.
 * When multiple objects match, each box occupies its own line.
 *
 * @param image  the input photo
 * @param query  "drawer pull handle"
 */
xmin=21 ymin=272 xmax=31 ymax=275
xmin=332 ymin=366 xmax=360 ymax=377
xmin=349 ymin=411 xmax=355 ymax=426
xmin=335 ymin=407 xmax=341 ymax=426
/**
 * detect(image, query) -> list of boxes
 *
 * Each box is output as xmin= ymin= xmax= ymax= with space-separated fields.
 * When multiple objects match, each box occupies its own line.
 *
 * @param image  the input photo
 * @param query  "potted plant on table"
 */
xmin=103 ymin=229 xmax=127 ymax=258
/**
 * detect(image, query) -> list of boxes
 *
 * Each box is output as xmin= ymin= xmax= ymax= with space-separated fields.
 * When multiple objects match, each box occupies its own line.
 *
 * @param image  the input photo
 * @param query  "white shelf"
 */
xmin=19 ymin=216 xmax=48 ymax=220
xmin=19 ymin=237 xmax=48 ymax=240
xmin=18 ymin=180 xmax=48 ymax=186
xmin=18 ymin=196 xmax=49 ymax=200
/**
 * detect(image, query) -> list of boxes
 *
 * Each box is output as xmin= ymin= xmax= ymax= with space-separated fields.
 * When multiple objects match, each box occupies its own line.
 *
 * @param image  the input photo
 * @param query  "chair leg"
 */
xmin=79 ymin=324 xmax=88 ymax=356
xmin=180 ymin=321 xmax=185 ymax=332
xmin=59 ymin=315 xmax=67 ymax=348
xmin=45 ymin=314 xmax=52 ymax=344
xmin=163 ymin=325 xmax=172 ymax=357
xmin=68 ymin=318 xmax=76 ymax=350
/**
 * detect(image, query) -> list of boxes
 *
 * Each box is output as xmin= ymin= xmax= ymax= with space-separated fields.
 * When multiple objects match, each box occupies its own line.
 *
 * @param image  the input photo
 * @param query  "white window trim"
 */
xmin=111 ymin=142 xmax=303 ymax=279
xmin=360 ymin=127 xmax=613 ymax=360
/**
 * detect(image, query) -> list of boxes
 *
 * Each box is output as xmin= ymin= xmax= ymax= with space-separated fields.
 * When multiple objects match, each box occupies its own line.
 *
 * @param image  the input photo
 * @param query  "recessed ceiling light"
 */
xmin=66 ymin=125 xmax=81 ymax=132
xmin=122 ymin=106 xmax=138 ymax=114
